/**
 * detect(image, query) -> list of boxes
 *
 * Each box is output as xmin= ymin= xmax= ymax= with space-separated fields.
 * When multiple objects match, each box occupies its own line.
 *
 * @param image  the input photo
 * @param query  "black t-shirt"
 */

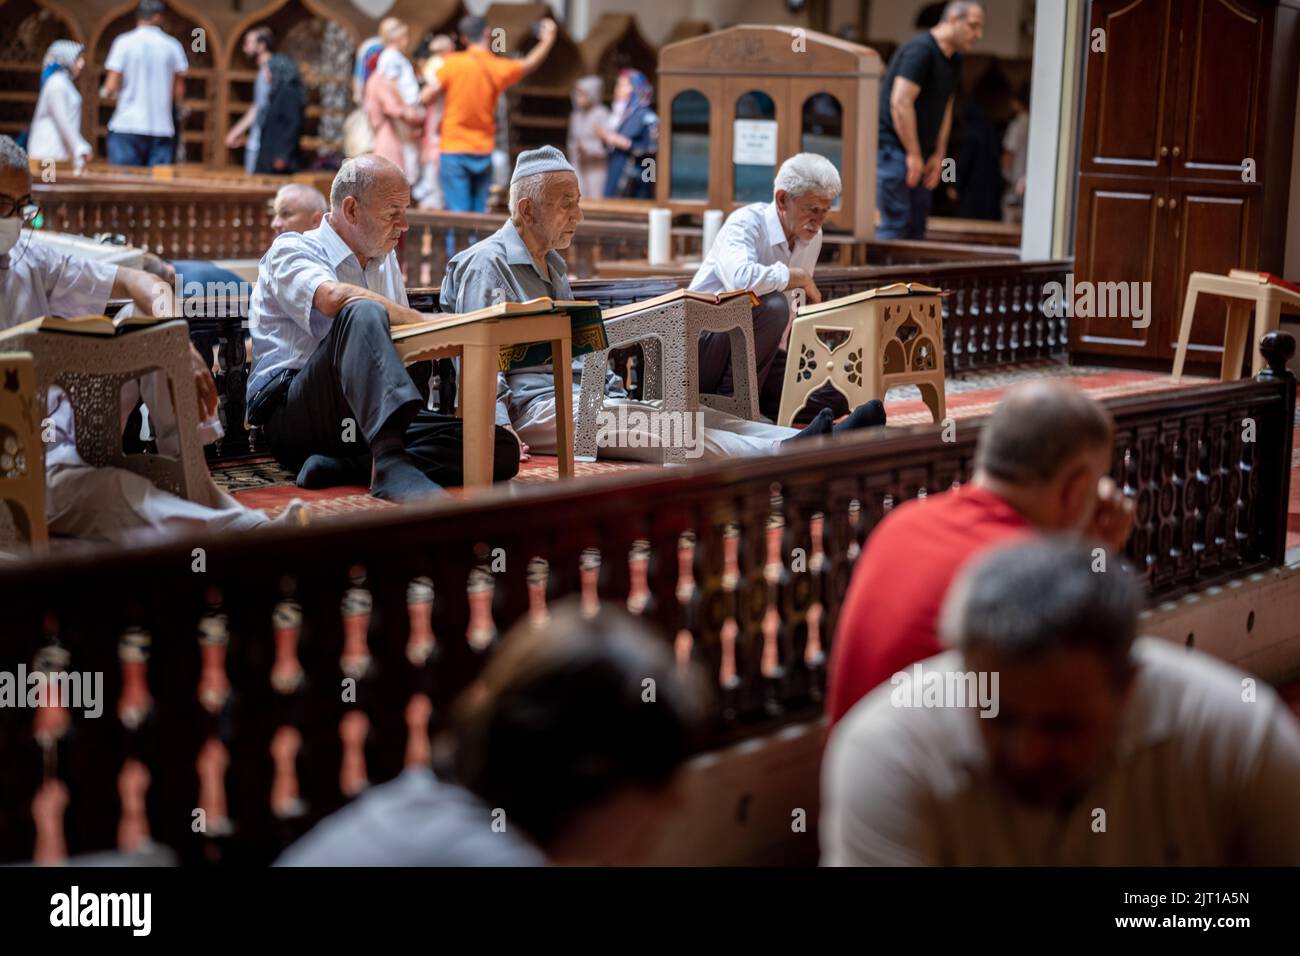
xmin=878 ymin=32 xmax=962 ymax=156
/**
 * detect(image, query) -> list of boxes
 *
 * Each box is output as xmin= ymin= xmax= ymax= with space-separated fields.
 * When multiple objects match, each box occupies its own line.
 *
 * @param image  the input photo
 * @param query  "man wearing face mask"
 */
xmin=0 ymin=135 xmax=301 ymax=543
xmin=248 ymin=153 xmax=519 ymax=501
xmin=826 ymin=381 xmax=1136 ymax=725
xmin=688 ymin=153 xmax=850 ymax=423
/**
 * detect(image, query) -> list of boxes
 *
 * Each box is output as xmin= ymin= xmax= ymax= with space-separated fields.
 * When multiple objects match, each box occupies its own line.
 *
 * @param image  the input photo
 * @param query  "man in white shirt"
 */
xmin=0 ymin=136 xmax=299 ymax=545
xmin=822 ymin=537 xmax=1300 ymax=866
xmin=689 ymin=152 xmax=842 ymax=421
xmin=248 ymin=153 xmax=518 ymax=501
xmin=100 ymin=0 xmax=188 ymax=168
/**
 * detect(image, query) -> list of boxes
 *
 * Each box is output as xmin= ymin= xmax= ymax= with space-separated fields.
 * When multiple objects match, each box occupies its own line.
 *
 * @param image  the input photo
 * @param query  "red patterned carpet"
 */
xmin=221 ymin=361 xmax=1300 ymax=548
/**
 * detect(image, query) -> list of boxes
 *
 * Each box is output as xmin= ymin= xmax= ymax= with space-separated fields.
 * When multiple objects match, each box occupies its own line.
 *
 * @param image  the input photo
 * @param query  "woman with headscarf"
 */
xmin=28 ymin=40 xmax=93 ymax=167
xmin=597 ymin=69 xmax=657 ymax=199
xmin=253 ymin=53 xmax=307 ymax=174
xmin=567 ymin=75 xmax=609 ymax=199
xmin=344 ymin=36 xmax=384 ymax=158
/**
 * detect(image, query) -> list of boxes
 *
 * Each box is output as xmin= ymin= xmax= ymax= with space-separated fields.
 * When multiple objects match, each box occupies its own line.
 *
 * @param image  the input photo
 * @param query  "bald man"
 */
xmin=248 ymin=154 xmax=518 ymax=501
xmin=826 ymin=382 xmax=1137 ymax=723
xmin=270 ymin=183 xmax=326 ymax=237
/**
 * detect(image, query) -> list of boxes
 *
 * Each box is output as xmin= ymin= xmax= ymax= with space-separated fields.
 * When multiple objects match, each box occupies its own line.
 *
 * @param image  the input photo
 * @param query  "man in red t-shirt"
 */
xmin=827 ymin=381 xmax=1136 ymax=725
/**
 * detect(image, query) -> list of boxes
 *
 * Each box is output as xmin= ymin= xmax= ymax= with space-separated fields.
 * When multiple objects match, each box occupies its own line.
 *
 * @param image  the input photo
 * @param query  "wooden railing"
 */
xmin=0 ymin=335 xmax=1292 ymax=865
xmin=35 ymin=182 xmax=277 ymax=261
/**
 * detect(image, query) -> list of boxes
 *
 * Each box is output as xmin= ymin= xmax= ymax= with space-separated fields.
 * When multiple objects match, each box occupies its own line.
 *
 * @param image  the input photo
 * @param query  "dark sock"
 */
xmin=833 ymin=400 xmax=887 ymax=434
xmin=783 ymin=407 xmax=835 ymax=444
xmin=370 ymin=449 xmax=443 ymax=502
xmin=296 ymin=454 xmax=368 ymax=489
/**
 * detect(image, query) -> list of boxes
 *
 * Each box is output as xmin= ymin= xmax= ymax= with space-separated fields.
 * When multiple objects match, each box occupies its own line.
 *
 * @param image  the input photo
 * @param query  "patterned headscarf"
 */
xmin=41 ymin=40 xmax=83 ymax=87
xmin=618 ymin=69 xmax=654 ymax=112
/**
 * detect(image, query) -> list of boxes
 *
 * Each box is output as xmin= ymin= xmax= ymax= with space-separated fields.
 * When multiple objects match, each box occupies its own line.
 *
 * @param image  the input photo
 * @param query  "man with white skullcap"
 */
xmin=440 ymin=146 xmax=885 ymax=463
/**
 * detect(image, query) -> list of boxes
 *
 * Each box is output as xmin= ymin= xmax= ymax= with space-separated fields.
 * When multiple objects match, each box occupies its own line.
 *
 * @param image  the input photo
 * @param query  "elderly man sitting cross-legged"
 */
xmin=689 ymin=152 xmax=852 ymax=423
xmin=0 ymin=135 xmax=301 ymax=545
xmin=248 ymin=154 xmax=519 ymax=500
xmin=439 ymin=146 xmax=886 ymax=462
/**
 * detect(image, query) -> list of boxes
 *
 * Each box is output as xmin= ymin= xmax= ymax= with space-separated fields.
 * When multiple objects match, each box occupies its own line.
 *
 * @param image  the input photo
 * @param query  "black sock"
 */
xmin=783 ymin=408 xmax=835 ymax=444
xmin=833 ymin=400 xmax=887 ymax=434
xmin=370 ymin=448 xmax=444 ymax=502
xmin=296 ymin=454 xmax=369 ymax=489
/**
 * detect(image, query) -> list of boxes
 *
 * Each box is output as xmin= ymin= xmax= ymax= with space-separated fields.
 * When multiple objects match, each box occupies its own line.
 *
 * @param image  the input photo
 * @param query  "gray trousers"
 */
xmin=697 ymin=291 xmax=789 ymax=399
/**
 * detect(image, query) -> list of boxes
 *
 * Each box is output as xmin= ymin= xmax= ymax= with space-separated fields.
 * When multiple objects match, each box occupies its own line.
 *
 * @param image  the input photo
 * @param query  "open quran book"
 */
xmin=391 ymin=296 xmax=608 ymax=371
xmin=600 ymin=287 xmax=759 ymax=320
xmin=1227 ymin=270 xmax=1300 ymax=298
xmin=0 ymin=312 xmax=163 ymax=339
xmin=797 ymin=282 xmax=945 ymax=317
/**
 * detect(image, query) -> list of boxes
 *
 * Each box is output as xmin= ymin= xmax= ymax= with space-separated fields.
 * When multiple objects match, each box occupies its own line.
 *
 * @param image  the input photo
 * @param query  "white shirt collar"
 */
xmin=316 ymin=215 xmax=365 ymax=271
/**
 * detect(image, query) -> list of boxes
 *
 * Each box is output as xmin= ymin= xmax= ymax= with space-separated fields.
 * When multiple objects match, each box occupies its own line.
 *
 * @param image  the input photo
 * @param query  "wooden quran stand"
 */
xmin=1172 ymin=271 xmax=1300 ymax=382
xmin=394 ymin=315 xmax=575 ymax=488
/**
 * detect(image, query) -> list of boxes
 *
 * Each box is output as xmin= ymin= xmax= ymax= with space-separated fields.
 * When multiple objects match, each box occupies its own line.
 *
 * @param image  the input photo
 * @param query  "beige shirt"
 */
xmin=822 ymin=639 xmax=1300 ymax=866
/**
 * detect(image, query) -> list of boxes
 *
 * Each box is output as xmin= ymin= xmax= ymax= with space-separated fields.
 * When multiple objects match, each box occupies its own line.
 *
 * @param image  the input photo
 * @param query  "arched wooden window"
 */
xmin=733 ymin=90 xmax=776 ymax=204
xmin=801 ymin=93 xmax=844 ymax=208
xmin=669 ymin=89 xmax=709 ymax=201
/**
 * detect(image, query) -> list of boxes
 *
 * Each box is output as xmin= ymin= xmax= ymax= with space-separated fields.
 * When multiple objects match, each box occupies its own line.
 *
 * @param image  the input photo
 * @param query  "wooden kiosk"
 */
xmin=655 ymin=25 xmax=883 ymax=239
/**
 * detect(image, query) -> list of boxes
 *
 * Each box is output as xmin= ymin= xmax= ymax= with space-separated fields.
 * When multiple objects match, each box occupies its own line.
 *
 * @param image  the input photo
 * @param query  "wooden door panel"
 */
xmin=1071 ymin=175 xmax=1165 ymax=357
xmin=1166 ymin=185 xmax=1258 ymax=357
xmin=787 ymin=78 xmax=858 ymax=232
xmin=1175 ymin=0 xmax=1269 ymax=180
xmin=1079 ymin=0 xmax=1177 ymax=174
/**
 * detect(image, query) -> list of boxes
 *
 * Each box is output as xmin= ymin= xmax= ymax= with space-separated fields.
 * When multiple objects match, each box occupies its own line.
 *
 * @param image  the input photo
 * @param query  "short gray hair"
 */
xmin=0 ymin=135 xmax=29 ymax=174
xmin=943 ymin=1 xmax=983 ymax=22
xmin=327 ymin=155 xmax=382 ymax=209
xmin=278 ymin=182 xmax=326 ymax=214
xmin=974 ymin=381 xmax=1113 ymax=485
xmin=939 ymin=536 xmax=1138 ymax=680
xmin=773 ymin=153 xmax=841 ymax=202
xmin=508 ymin=172 xmax=548 ymax=218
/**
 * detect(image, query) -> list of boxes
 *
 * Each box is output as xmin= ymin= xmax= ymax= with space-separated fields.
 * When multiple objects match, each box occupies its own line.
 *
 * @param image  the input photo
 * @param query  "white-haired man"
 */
xmin=688 ymin=152 xmax=848 ymax=422
xmin=440 ymin=147 xmax=886 ymax=462
xmin=270 ymin=183 xmax=326 ymax=237
xmin=248 ymin=153 xmax=519 ymax=500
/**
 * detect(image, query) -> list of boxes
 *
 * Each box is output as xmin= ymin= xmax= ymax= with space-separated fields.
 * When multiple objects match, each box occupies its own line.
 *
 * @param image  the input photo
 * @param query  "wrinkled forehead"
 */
xmin=541 ymin=172 xmax=581 ymax=204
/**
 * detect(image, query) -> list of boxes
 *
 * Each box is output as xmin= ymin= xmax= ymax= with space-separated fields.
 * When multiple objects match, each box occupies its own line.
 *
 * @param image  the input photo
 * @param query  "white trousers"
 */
xmin=513 ymin=396 xmax=796 ymax=463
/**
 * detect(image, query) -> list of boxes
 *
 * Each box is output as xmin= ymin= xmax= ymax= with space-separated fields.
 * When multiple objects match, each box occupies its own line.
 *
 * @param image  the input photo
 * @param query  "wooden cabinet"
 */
xmin=657 ymin=26 xmax=882 ymax=238
xmin=1071 ymin=0 xmax=1299 ymax=366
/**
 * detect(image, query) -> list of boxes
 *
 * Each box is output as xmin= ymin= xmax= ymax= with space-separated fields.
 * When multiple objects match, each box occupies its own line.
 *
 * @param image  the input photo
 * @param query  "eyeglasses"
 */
xmin=0 ymin=194 xmax=39 ymax=223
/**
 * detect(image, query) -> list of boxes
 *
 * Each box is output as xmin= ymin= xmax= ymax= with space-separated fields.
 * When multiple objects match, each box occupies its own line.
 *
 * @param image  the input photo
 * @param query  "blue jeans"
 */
xmin=107 ymin=131 xmax=175 ymax=167
xmin=876 ymin=141 xmax=933 ymax=240
xmin=439 ymin=153 xmax=494 ymax=213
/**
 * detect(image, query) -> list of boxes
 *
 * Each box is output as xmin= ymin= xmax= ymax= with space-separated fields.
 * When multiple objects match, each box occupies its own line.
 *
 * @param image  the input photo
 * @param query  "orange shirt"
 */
xmin=435 ymin=48 xmax=525 ymax=155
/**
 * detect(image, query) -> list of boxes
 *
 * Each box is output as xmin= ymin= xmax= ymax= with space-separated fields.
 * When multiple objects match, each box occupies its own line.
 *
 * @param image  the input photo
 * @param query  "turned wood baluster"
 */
xmin=673 ymin=530 xmax=699 ymax=673
xmin=406 ymin=577 xmax=437 ymax=665
xmin=117 ymin=626 xmax=152 ymax=729
xmin=340 ymin=567 xmax=373 ymax=678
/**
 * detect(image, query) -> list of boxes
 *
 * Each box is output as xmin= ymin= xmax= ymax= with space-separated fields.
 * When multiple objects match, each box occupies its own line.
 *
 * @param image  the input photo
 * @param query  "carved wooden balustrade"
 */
xmin=0 ymin=335 xmax=1292 ymax=866
xmin=33 ymin=182 xmax=277 ymax=260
